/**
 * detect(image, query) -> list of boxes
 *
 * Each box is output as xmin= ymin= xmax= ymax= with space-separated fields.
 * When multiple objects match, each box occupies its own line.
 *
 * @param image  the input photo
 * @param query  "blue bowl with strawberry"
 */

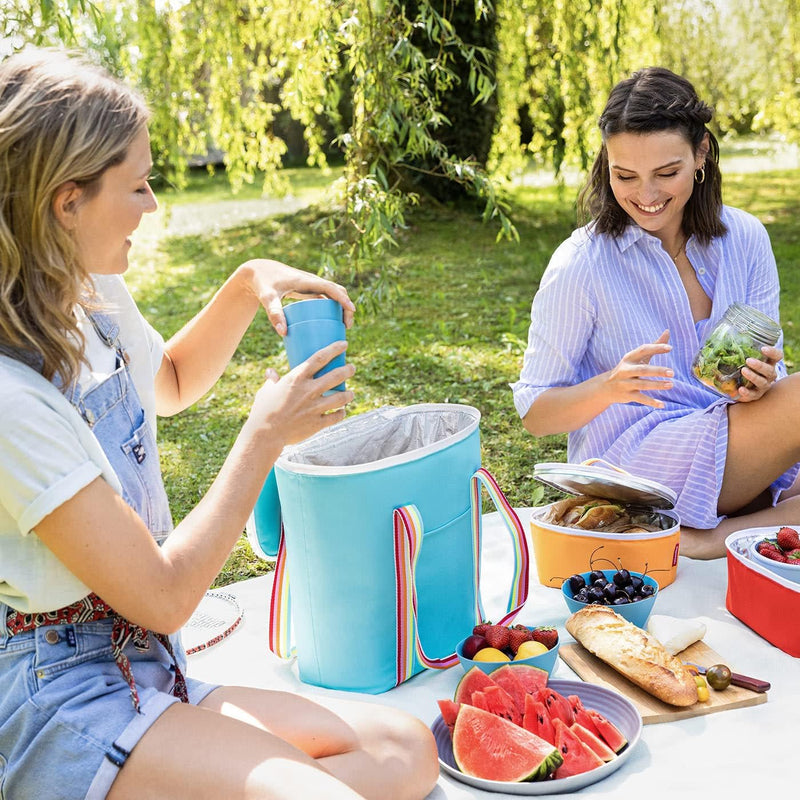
xmin=456 ymin=623 xmax=560 ymax=676
xmin=750 ymin=526 xmax=800 ymax=584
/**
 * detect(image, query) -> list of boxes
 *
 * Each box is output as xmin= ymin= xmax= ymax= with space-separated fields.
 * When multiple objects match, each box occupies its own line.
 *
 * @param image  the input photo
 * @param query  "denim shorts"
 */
xmin=0 ymin=616 xmax=218 ymax=799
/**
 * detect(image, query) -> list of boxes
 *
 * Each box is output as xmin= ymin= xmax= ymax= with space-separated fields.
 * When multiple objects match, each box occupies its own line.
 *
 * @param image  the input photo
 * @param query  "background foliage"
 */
xmin=5 ymin=0 xmax=800 ymax=300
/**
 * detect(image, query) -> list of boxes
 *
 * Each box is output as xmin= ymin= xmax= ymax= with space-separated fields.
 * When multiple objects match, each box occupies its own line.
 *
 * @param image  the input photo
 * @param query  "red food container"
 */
xmin=725 ymin=527 xmax=800 ymax=657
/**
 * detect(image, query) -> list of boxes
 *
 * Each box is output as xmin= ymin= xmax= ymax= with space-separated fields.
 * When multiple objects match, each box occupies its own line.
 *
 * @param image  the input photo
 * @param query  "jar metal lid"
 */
xmin=724 ymin=302 xmax=781 ymax=346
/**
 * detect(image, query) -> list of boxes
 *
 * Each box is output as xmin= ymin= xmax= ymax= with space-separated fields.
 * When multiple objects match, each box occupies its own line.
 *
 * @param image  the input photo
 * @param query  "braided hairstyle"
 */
xmin=578 ymin=67 xmax=725 ymax=245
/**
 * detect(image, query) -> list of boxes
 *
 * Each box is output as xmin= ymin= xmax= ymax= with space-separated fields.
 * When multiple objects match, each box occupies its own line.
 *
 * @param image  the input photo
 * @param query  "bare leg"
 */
xmin=201 ymin=686 xmax=439 ymax=799
xmin=106 ymin=688 xmax=439 ymax=800
xmin=681 ymin=494 xmax=800 ymax=560
xmin=719 ymin=374 xmax=800 ymax=514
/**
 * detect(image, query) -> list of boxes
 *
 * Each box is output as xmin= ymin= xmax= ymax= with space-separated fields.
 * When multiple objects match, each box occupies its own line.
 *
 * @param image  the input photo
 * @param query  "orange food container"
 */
xmin=530 ymin=461 xmax=681 ymax=589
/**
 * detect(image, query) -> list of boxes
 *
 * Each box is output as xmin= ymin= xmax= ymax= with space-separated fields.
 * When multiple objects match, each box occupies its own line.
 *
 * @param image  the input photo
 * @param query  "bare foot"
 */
xmin=680 ymin=494 xmax=800 ymax=560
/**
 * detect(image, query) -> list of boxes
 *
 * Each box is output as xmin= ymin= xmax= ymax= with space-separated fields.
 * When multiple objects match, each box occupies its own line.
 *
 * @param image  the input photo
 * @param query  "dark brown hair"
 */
xmin=578 ymin=67 xmax=725 ymax=245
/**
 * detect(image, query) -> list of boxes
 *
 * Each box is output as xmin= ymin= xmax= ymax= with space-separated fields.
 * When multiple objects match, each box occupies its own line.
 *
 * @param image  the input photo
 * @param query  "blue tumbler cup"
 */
xmin=283 ymin=298 xmax=347 ymax=392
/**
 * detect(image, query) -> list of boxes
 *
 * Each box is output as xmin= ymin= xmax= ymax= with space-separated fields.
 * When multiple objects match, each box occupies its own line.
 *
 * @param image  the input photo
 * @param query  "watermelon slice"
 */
xmin=570 ymin=723 xmax=617 ymax=762
xmin=490 ymin=665 xmax=528 ymax=717
xmin=574 ymin=707 xmax=602 ymax=739
xmin=567 ymin=694 xmax=584 ymax=716
xmin=437 ymin=699 xmax=460 ymax=731
xmin=552 ymin=718 xmax=604 ymax=778
xmin=480 ymin=684 xmax=523 ymax=726
xmin=453 ymin=705 xmax=563 ymax=782
xmin=509 ymin=664 xmax=549 ymax=696
xmin=454 ymin=666 xmax=497 ymax=706
xmin=540 ymin=687 xmax=575 ymax=726
xmin=470 ymin=690 xmax=490 ymax=711
xmin=522 ymin=694 xmax=555 ymax=745
xmin=586 ymin=708 xmax=628 ymax=753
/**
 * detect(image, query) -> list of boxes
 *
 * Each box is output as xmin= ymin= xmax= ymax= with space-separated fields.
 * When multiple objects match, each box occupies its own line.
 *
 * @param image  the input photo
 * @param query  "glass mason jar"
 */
xmin=692 ymin=302 xmax=781 ymax=399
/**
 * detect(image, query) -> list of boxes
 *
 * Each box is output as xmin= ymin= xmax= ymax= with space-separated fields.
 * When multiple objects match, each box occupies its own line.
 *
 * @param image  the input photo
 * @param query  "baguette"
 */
xmin=566 ymin=605 xmax=699 ymax=706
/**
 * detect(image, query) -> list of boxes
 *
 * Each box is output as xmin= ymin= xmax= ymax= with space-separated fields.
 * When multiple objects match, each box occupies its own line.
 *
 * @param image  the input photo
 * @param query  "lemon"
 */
xmin=472 ymin=647 xmax=511 ymax=663
xmin=514 ymin=640 xmax=548 ymax=659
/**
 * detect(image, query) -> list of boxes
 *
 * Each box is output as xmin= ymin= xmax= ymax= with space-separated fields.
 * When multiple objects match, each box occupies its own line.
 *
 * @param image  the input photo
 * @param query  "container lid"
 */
xmin=533 ymin=461 xmax=677 ymax=509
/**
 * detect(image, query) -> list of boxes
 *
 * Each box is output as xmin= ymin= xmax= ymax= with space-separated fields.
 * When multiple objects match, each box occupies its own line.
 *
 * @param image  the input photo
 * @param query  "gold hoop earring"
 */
xmin=694 ymin=166 xmax=706 ymax=184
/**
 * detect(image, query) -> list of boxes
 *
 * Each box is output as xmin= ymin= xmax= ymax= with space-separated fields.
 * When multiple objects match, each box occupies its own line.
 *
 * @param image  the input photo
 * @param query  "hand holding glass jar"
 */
xmin=692 ymin=303 xmax=782 ymax=400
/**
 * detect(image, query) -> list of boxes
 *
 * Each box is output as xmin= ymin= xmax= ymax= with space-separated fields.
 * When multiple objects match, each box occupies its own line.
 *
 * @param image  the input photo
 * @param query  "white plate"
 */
xmin=433 ymin=679 xmax=642 ymax=795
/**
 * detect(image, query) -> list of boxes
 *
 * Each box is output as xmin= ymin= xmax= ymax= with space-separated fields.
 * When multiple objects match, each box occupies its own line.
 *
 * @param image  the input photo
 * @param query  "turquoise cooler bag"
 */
xmin=267 ymin=403 xmax=530 ymax=693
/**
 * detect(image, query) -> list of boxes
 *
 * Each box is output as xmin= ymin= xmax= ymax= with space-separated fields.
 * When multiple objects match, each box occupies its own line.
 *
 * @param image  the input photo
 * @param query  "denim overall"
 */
xmin=0 ymin=313 xmax=216 ymax=799
xmin=64 ymin=312 xmax=174 ymax=541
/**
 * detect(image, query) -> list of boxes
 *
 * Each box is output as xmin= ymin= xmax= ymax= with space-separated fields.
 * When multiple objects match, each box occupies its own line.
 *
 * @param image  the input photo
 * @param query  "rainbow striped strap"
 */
xmin=392 ymin=468 xmax=529 ymax=685
xmin=393 ymin=504 xmax=462 ymax=683
xmin=267 ymin=526 xmax=294 ymax=659
xmin=471 ymin=467 xmax=529 ymax=626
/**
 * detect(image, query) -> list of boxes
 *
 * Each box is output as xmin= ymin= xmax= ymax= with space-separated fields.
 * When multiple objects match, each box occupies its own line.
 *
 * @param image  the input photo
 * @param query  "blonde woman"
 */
xmin=0 ymin=48 xmax=438 ymax=800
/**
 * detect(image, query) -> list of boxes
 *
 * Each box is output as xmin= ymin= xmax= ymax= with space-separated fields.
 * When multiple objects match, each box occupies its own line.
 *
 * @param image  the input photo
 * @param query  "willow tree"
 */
xmin=759 ymin=0 xmax=800 ymax=144
xmin=0 ymin=0 xmax=103 ymax=52
xmin=9 ymin=0 xmax=798 ymax=303
xmin=655 ymin=0 xmax=791 ymax=137
xmin=490 ymin=0 xmax=659 ymax=180
xmin=81 ymin=0 xmax=511 ymax=304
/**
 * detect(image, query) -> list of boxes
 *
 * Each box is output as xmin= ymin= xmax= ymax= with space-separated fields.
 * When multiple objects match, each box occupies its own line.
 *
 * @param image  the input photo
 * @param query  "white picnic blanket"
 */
xmin=185 ymin=509 xmax=797 ymax=797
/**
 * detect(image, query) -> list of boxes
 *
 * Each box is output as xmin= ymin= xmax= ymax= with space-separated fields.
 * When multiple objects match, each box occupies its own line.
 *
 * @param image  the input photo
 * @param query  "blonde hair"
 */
xmin=0 ymin=47 xmax=150 ymax=386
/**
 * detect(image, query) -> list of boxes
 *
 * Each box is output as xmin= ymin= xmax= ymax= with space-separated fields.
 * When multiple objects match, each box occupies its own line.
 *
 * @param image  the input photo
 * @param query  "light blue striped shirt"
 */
xmin=511 ymin=205 xmax=798 ymax=528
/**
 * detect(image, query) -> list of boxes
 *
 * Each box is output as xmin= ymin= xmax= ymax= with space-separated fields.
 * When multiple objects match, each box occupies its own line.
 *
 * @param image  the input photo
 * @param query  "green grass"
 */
xmin=152 ymin=163 xmax=344 ymax=204
xmin=125 ymin=166 xmax=800 ymax=586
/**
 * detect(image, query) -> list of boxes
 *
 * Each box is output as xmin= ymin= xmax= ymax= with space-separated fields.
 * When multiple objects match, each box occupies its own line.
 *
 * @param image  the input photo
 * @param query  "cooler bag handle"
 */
xmin=392 ymin=467 xmax=529 ymax=684
xmin=268 ymin=526 xmax=294 ymax=659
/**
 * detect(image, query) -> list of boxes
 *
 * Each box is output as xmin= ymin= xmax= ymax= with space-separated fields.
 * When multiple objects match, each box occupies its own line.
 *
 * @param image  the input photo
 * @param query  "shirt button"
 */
xmin=44 ymin=629 xmax=60 ymax=644
xmin=85 ymin=408 xmax=95 ymax=424
xmin=698 ymin=267 xmax=706 ymax=275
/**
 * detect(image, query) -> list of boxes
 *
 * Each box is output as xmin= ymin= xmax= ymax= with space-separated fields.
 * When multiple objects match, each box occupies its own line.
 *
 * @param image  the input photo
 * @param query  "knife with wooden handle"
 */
xmin=684 ymin=662 xmax=770 ymax=693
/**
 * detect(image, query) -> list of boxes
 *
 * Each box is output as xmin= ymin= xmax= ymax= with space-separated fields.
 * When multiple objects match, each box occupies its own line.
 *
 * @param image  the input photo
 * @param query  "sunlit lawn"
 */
xmin=126 ymin=163 xmax=800 ymax=586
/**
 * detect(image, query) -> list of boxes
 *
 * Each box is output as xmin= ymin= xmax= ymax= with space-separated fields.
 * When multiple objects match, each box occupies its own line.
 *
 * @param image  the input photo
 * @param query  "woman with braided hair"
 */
xmin=0 ymin=48 xmax=438 ymax=799
xmin=512 ymin=67 xmax=800 ymax=559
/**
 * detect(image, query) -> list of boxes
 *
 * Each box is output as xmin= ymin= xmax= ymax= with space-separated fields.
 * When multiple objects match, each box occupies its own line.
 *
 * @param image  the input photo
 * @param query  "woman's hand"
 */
xmin=247 ymin=341 xmax=356 ymax=447
xmin=238 ymin=259 xmax=356 ymax=336
xmin=736 ymin=344 xmax=782 ymax=402
xmin=600 ymin=330 xmax=674 ymax=409
xmin=523 ymin=330 xmax=674 ymax=437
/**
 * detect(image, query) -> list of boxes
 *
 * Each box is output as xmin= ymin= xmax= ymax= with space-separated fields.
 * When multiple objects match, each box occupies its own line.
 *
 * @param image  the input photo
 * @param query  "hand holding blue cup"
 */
xmin=283 ymin=298 xmax=347 ymax=392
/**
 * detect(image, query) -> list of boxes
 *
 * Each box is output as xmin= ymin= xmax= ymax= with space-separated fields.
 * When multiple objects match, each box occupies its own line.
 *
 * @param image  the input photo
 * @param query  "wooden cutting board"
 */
xmin=559 ymin=640 xmax=768 ymax=724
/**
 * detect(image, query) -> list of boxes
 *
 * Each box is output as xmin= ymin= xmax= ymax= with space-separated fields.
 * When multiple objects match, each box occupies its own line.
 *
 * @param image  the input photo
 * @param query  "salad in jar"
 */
xmin=692 ymin=303 xmax=781 ymax=399
xmin=691 ymin=327 xmax=763 ymax=398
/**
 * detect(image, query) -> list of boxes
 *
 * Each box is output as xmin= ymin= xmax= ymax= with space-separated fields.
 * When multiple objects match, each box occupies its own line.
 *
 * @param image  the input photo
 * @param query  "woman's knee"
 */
xmin=376 ymin=709 xmax=439 ymax=797
xmin=332 ymin=704 xmax=438 ymax=800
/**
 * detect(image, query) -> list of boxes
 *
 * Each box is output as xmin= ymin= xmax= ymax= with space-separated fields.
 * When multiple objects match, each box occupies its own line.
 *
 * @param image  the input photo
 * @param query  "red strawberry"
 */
xmin=472 ymin=621 xmax=492 ymax=638
xmin=531 ymin=626 xmax=559 ymax=650
xmin=776 ymin=527 xmax=800 ymax=551
xmin=761 ymin=547 xmax=789 ymax=563
xmin=757 ymin=541 xmax=781 ymax=555
xmin=483 ymin=624 xmax=511 ymax=651
xmin=787 ymin=549 xmax=800 ymax=561
xmin=508 ymin=625 xmax=534 ymax=655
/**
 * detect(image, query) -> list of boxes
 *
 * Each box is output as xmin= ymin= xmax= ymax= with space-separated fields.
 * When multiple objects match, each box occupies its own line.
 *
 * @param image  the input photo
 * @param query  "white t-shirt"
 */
xmin=84 ymin=274 xmax=165 ymax=434
xmin=0 ymin=276 xmax=165 ymax=612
